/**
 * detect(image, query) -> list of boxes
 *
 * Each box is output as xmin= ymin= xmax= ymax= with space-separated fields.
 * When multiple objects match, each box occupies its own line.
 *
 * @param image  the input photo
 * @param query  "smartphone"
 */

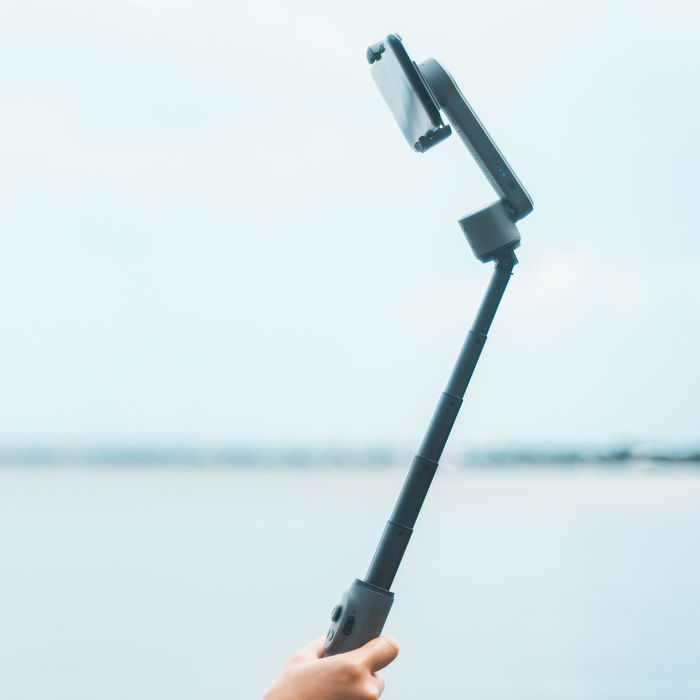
xmin=369 ymin=34 xmax=533 ymax=221
xmin=368 ymin=34 xmax=451 ymax=152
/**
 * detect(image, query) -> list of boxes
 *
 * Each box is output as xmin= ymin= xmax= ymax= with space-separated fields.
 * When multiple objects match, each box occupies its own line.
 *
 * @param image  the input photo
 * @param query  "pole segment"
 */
xmin=364 ymin=251 xmax=517 ymax=590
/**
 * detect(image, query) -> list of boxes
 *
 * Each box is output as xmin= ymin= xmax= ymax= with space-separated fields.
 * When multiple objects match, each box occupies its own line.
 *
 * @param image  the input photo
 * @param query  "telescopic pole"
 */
xmin=365 ymin=249 xmax=517 ymax=589
xmin=323 ymin=248 xmax=518 ymax=655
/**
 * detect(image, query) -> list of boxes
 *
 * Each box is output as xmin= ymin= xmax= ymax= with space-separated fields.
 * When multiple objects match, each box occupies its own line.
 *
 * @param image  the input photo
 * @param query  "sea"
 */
xmin=1 ymin=453 xmax=698 ymax=699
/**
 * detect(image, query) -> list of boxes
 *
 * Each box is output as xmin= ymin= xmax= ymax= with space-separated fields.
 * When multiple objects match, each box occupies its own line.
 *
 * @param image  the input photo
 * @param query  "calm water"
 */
xmin=0 ymin=465 xmax=698 ymax=699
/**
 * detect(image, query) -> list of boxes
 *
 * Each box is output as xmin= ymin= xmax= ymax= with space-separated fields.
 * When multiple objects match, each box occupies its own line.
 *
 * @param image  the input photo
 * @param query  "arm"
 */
xmin=263 ymin=635 xmax=399 ymax=700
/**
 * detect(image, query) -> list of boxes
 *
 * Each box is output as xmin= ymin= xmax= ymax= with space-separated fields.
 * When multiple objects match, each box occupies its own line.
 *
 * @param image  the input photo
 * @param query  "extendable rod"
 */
xmin=364 ymin=250 xmax=517 ymax=590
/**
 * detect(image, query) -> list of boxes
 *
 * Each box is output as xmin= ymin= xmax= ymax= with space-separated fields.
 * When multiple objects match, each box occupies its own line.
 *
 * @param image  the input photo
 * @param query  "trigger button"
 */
xmin=331 ymin=605 xmax=342 ymax=622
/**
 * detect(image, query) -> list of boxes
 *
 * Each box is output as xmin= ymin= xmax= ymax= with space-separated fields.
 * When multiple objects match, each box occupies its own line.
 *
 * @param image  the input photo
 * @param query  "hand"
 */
xmin=263 ymin=635 xmax=400 ymax=700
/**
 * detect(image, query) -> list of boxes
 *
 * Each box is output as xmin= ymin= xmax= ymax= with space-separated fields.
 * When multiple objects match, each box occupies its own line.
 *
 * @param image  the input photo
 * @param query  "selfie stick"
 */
xmin=323 ymin=45 xmax=533 ymax=656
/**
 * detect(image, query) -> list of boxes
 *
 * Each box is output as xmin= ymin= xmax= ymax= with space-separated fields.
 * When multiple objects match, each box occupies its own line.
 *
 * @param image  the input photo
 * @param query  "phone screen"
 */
xmin=369 ymin=35 xmax=451 ymax=152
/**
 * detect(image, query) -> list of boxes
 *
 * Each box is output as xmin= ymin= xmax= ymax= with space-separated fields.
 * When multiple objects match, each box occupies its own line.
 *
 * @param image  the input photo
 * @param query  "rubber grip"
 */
xmin=323 ymin=579 xmax=394 ymax=656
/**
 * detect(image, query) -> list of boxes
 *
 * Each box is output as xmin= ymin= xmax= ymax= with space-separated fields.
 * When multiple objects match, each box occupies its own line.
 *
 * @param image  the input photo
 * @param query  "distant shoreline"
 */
xmin=0 ymin=445 xmax=698 ymax=467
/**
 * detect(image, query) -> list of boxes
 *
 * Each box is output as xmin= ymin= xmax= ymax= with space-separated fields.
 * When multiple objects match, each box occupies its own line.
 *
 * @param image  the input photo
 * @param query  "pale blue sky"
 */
xmin=0 ymin=0 xmax=698 ymax=447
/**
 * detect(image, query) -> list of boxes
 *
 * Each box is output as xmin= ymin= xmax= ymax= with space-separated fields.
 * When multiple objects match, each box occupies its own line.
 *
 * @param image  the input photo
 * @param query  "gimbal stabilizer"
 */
xmin=323 ymin=35 xmax=533 ymax=656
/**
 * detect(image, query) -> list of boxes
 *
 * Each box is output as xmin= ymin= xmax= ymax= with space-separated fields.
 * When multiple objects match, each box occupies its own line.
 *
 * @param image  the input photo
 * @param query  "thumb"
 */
xmin=349 ymin=636 xmax=399 ymax=674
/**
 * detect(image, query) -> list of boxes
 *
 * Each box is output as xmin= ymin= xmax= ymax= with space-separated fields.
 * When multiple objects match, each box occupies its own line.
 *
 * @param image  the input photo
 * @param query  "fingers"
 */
xmin=288 ymin=636 xmax=327 ymax=663
xmin=350 ymin=635 xmax=400 ymax=674
xmin=372 ymin=673 xmax=386 ymax=697
xmin=303 ymin=635 xmax=327 ymax=659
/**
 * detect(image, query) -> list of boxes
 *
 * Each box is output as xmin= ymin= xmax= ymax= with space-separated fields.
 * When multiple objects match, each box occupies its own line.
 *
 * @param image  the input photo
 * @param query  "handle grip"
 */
xmin=323 ymin=579 xmax=394 ymax=656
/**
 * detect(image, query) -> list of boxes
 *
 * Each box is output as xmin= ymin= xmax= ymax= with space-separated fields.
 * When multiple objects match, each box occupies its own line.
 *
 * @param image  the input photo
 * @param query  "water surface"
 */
xmin=0 ymin=465 xmax=698 ymax=699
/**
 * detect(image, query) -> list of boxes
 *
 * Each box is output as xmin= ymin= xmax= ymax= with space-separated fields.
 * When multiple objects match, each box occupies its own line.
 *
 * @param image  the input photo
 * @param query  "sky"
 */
xmin=0 ymin=0 xmax=698 ymax=448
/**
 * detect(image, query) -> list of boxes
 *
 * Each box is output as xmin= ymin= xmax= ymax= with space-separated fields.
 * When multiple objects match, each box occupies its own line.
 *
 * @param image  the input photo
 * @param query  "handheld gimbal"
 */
xmin=323 ymin=34 xmax=533 ymax=656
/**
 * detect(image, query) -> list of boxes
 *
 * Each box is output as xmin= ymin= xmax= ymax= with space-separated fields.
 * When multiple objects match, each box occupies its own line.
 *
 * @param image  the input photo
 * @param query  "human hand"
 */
xmin=262 ymin=635 xmax=399 ymax=700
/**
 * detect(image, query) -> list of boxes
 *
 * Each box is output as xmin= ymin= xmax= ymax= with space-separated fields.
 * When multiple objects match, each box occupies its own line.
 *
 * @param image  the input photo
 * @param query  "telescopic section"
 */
xmin=364 ymin=253 xmax=517 ymax=590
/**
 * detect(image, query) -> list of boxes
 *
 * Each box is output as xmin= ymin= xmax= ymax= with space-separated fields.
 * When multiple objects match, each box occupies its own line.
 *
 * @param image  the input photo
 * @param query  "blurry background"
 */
xmin=0 ymin=0 xmax=698 ymax=698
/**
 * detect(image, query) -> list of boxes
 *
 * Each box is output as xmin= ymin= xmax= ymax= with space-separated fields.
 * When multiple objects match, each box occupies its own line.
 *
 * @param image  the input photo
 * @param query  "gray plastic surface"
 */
xmin=323 ymin=579 xmax=394 ymax=656
xmin=460 ymin=200 xmax=521 ymax=262
xmin=418 ymin=58 xmax=533 ymax=220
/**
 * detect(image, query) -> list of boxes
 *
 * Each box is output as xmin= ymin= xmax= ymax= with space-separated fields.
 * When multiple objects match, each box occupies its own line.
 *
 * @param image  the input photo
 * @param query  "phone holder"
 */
xmin=415 ymin=57 xmax=532 ymax=261
xmin=323 ymin=36 xmax=533 ymax=656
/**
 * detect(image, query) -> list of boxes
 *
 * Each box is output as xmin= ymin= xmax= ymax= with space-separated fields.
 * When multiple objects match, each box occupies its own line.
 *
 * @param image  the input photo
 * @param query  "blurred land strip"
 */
xmin=0 ymin=445 xmax=698 ymax=468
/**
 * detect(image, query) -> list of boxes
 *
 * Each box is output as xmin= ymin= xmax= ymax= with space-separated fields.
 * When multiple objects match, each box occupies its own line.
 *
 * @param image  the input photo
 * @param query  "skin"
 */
xmin=263 ymin=635 xmax=400 ymax=700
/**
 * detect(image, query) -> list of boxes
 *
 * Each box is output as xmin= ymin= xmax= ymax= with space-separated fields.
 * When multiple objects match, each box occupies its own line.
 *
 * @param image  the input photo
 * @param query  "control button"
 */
xmin=326 ymin=628 xmax=334 ymax=641
xmin=331 ymin=605 xmax=342 ymax=622
xmin=342 ymin=615 xmax=355 ymax=636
